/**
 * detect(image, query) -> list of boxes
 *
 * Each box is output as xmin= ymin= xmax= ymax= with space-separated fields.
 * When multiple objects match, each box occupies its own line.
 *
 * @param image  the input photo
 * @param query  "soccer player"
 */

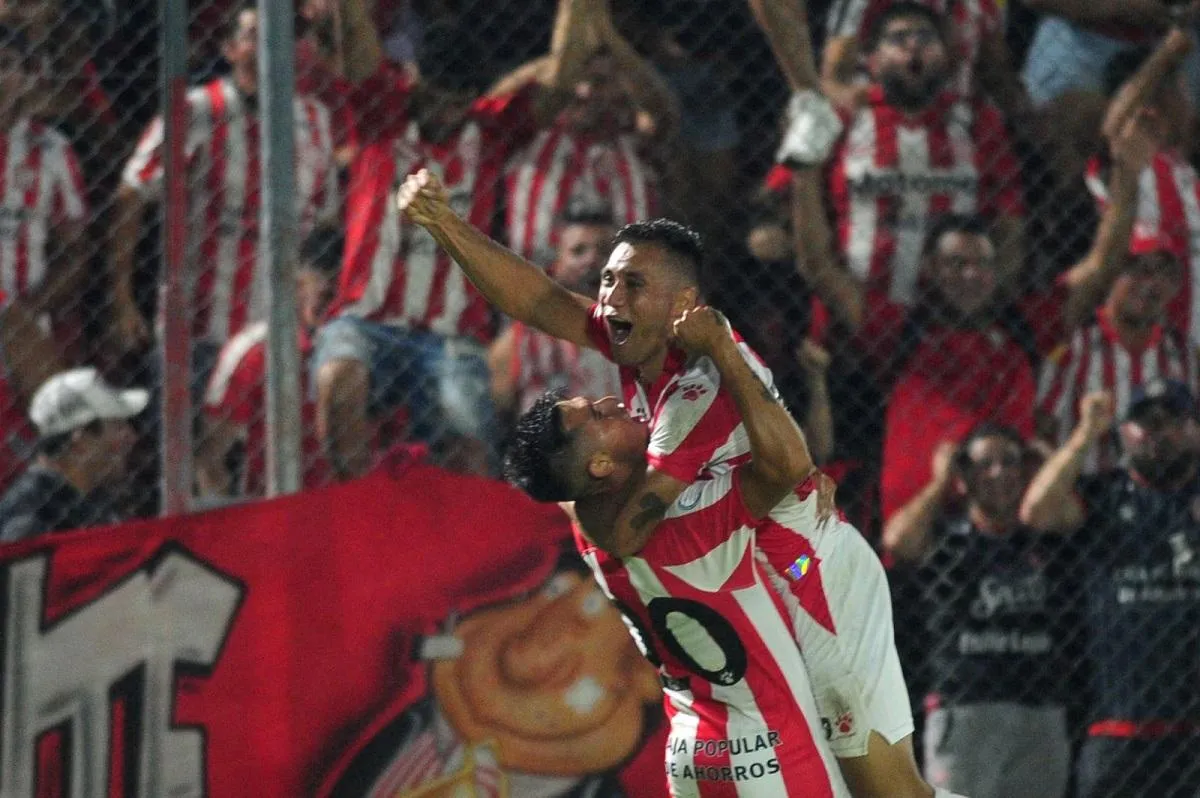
xmin=507 ymin=305 xmax=849 ymax=796
xmin=397 ymin=175 xmax=949 ymax=798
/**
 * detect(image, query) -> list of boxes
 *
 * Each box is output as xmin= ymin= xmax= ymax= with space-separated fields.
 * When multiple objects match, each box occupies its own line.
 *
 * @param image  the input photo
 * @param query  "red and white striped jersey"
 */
xmin=0 ymin=118 xmax=86 ymax=301
xmin=825 ymin=0 xmax=1005 ymax=96
xmin=576 ymin=473 xmax=846 ymax=797
xmin=505 ymin=125 xmax=659 ymax=267
xmin=1038 ymin=308 xmax=1197 ymax=473
xmin=585 ymin=302 xmax=844 ymax=625
xmin=828 ymin=88 xmax=1024 ymax=306
xmin=123 ymin=78 xmax=338 ymax=344
xmin=328 ymin=66 xmax=532 ymax=341
xmin=202 ymin=322 xmax=329 ymax=496
xmin=1086 ymin=149 xmax=1200 ymax=342
xmin=509 ymin=321 xmax=622 ymax=413
xmin=585 ymin=303 xmax=775 ymax=483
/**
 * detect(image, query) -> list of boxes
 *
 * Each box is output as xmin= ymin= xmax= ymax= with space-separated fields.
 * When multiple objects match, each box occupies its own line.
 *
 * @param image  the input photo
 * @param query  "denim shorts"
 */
xmin=1023 ymin=17 xmax=1200 ymax=106
xmin=312 ymin=316 xmax=497 ymax=458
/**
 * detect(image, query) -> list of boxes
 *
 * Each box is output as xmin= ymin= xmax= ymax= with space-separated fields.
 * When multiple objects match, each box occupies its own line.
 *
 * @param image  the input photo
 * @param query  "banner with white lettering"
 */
xmin=0 ymin=464 xmax=668 ymax=797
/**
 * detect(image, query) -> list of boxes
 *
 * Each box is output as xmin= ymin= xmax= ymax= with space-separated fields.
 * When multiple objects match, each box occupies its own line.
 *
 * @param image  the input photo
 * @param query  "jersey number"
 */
xmin=617 ymin=596 xmax=749 ymax=687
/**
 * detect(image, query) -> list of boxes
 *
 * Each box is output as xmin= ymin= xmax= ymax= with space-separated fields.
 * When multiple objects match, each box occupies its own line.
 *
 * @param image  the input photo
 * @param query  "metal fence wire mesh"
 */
xmin=1 ymin=0 xmax=1199 ymax=794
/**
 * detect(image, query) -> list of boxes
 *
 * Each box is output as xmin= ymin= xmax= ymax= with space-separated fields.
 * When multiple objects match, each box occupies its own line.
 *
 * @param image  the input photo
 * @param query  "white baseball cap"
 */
xmin=29 ymin=367 xmax=149 ymax=437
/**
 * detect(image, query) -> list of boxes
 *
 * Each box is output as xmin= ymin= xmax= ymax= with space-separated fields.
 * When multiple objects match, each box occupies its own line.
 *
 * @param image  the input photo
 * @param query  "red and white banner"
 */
xmin=0 ymin=462 xmax=668 ymax=797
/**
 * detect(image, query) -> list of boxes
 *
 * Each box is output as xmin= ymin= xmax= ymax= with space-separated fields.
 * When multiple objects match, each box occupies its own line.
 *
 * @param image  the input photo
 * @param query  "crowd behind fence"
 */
xmin=0 ymin=0 xmax=1197 ymax=795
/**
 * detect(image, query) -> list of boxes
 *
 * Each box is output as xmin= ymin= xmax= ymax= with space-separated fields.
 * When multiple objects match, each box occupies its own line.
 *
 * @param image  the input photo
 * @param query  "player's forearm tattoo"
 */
xmin=630 ymin=493 xmax=669 ymax=532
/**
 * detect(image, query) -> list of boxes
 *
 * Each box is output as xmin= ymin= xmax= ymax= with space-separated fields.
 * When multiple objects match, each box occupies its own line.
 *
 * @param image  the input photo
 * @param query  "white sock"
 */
xmin=933 ymin=789 xmax=969 ymax=798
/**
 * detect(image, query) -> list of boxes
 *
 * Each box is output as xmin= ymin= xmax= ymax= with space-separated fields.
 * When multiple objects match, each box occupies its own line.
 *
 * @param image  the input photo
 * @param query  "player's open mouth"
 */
xmin=608 ymin=318 xmax=633 ymax=345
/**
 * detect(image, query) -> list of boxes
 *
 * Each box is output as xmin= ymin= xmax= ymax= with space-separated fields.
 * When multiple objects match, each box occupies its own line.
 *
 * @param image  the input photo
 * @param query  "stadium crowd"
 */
xmin=0 ymin=0 xmax=1198 ymax=794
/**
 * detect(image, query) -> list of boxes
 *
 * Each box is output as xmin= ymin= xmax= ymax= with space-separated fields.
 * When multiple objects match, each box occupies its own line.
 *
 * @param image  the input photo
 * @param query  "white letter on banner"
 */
xmin=0 ymin=547 xmax=242 ymax=797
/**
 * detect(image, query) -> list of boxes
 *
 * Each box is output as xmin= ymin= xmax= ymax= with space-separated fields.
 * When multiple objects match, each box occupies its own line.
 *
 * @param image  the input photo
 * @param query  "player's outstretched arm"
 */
xmin=677 ymin=307 xmax=815 ymax=519
xmin=397 ymin=169 xmax=596 ymax=349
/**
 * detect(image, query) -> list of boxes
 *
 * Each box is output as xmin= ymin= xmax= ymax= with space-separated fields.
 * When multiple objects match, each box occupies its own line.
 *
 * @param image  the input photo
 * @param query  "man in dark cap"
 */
xmin=1022 ymin=380 xmax=1200 ymax=797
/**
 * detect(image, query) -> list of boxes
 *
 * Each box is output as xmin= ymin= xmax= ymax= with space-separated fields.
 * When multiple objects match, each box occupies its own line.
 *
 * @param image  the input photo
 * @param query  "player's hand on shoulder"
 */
xmin=396 ymin=168 xmax=450 ymax=226
xmin=672 ymin=305 xmax=731 ymax=357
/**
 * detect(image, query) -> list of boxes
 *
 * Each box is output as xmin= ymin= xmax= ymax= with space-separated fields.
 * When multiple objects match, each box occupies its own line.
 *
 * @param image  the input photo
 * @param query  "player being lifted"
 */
xmin=397 ymin=8 xmax=951 ymax=798
xmin=515 ymin=306 xmax=851 ymax=795
xmin=398 ymin=173 xmax=952 ymax=798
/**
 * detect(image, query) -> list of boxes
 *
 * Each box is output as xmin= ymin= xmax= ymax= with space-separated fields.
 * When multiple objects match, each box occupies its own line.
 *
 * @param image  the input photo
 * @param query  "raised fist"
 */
xmin=672 ymin=306 xmax=731 ymax=357
xmin=1078 ymin=391 xmax=1116 ymax=442
xmin=931 ymin=440 xmax=959 ymax=485
xmin=396 ymin=168 xmax=451 ymax=227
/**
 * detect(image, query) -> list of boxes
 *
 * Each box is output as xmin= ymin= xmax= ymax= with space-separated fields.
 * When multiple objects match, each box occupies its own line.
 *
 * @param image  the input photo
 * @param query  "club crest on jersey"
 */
xmin=679 ymin=383 xmax=707 ymax=402
xmin=677 ymin=487 xmax=702 ymax=511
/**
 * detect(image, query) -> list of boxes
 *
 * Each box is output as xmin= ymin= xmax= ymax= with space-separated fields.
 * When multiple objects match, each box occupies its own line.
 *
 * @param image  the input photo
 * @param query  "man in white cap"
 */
xmin=0 ymin=367 xmax=147 ymax=543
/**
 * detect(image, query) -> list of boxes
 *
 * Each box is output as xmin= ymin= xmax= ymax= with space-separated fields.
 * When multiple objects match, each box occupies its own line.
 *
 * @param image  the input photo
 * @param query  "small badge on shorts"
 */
xmin=821 ymin=692 xmax=856 ymax=742
xmin=817 ymin=675 xmax=871 ymax=757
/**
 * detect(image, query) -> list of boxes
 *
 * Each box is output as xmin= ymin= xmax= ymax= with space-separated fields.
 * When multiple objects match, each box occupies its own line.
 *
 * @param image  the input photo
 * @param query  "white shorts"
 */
xmin=758 ymin=514 xmax=915 ymax=759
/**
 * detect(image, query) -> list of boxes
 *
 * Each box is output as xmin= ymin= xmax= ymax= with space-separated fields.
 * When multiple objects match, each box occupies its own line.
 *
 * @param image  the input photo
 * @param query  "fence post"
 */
xmin=258 ymin=0 xmax=302 ymax=496
xmin=158 ymin=0 xmax=191 ymax=517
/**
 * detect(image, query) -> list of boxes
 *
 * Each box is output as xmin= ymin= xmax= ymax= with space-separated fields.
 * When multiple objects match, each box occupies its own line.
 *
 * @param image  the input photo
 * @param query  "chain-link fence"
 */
xmin=0 ymin=0 xmax=1199 ymax=794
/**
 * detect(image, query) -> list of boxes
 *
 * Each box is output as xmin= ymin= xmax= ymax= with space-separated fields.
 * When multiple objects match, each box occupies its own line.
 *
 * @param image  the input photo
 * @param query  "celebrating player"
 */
xmin=506 ymin=305 xmax=849 ymax=795
xmin=398 ymin=166 xmax=948 ymax=798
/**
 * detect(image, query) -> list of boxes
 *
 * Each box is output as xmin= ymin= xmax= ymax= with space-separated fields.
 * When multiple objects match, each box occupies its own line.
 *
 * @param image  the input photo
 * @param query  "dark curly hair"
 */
xmin=503 ymin=389 xmax=585 ymax=502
